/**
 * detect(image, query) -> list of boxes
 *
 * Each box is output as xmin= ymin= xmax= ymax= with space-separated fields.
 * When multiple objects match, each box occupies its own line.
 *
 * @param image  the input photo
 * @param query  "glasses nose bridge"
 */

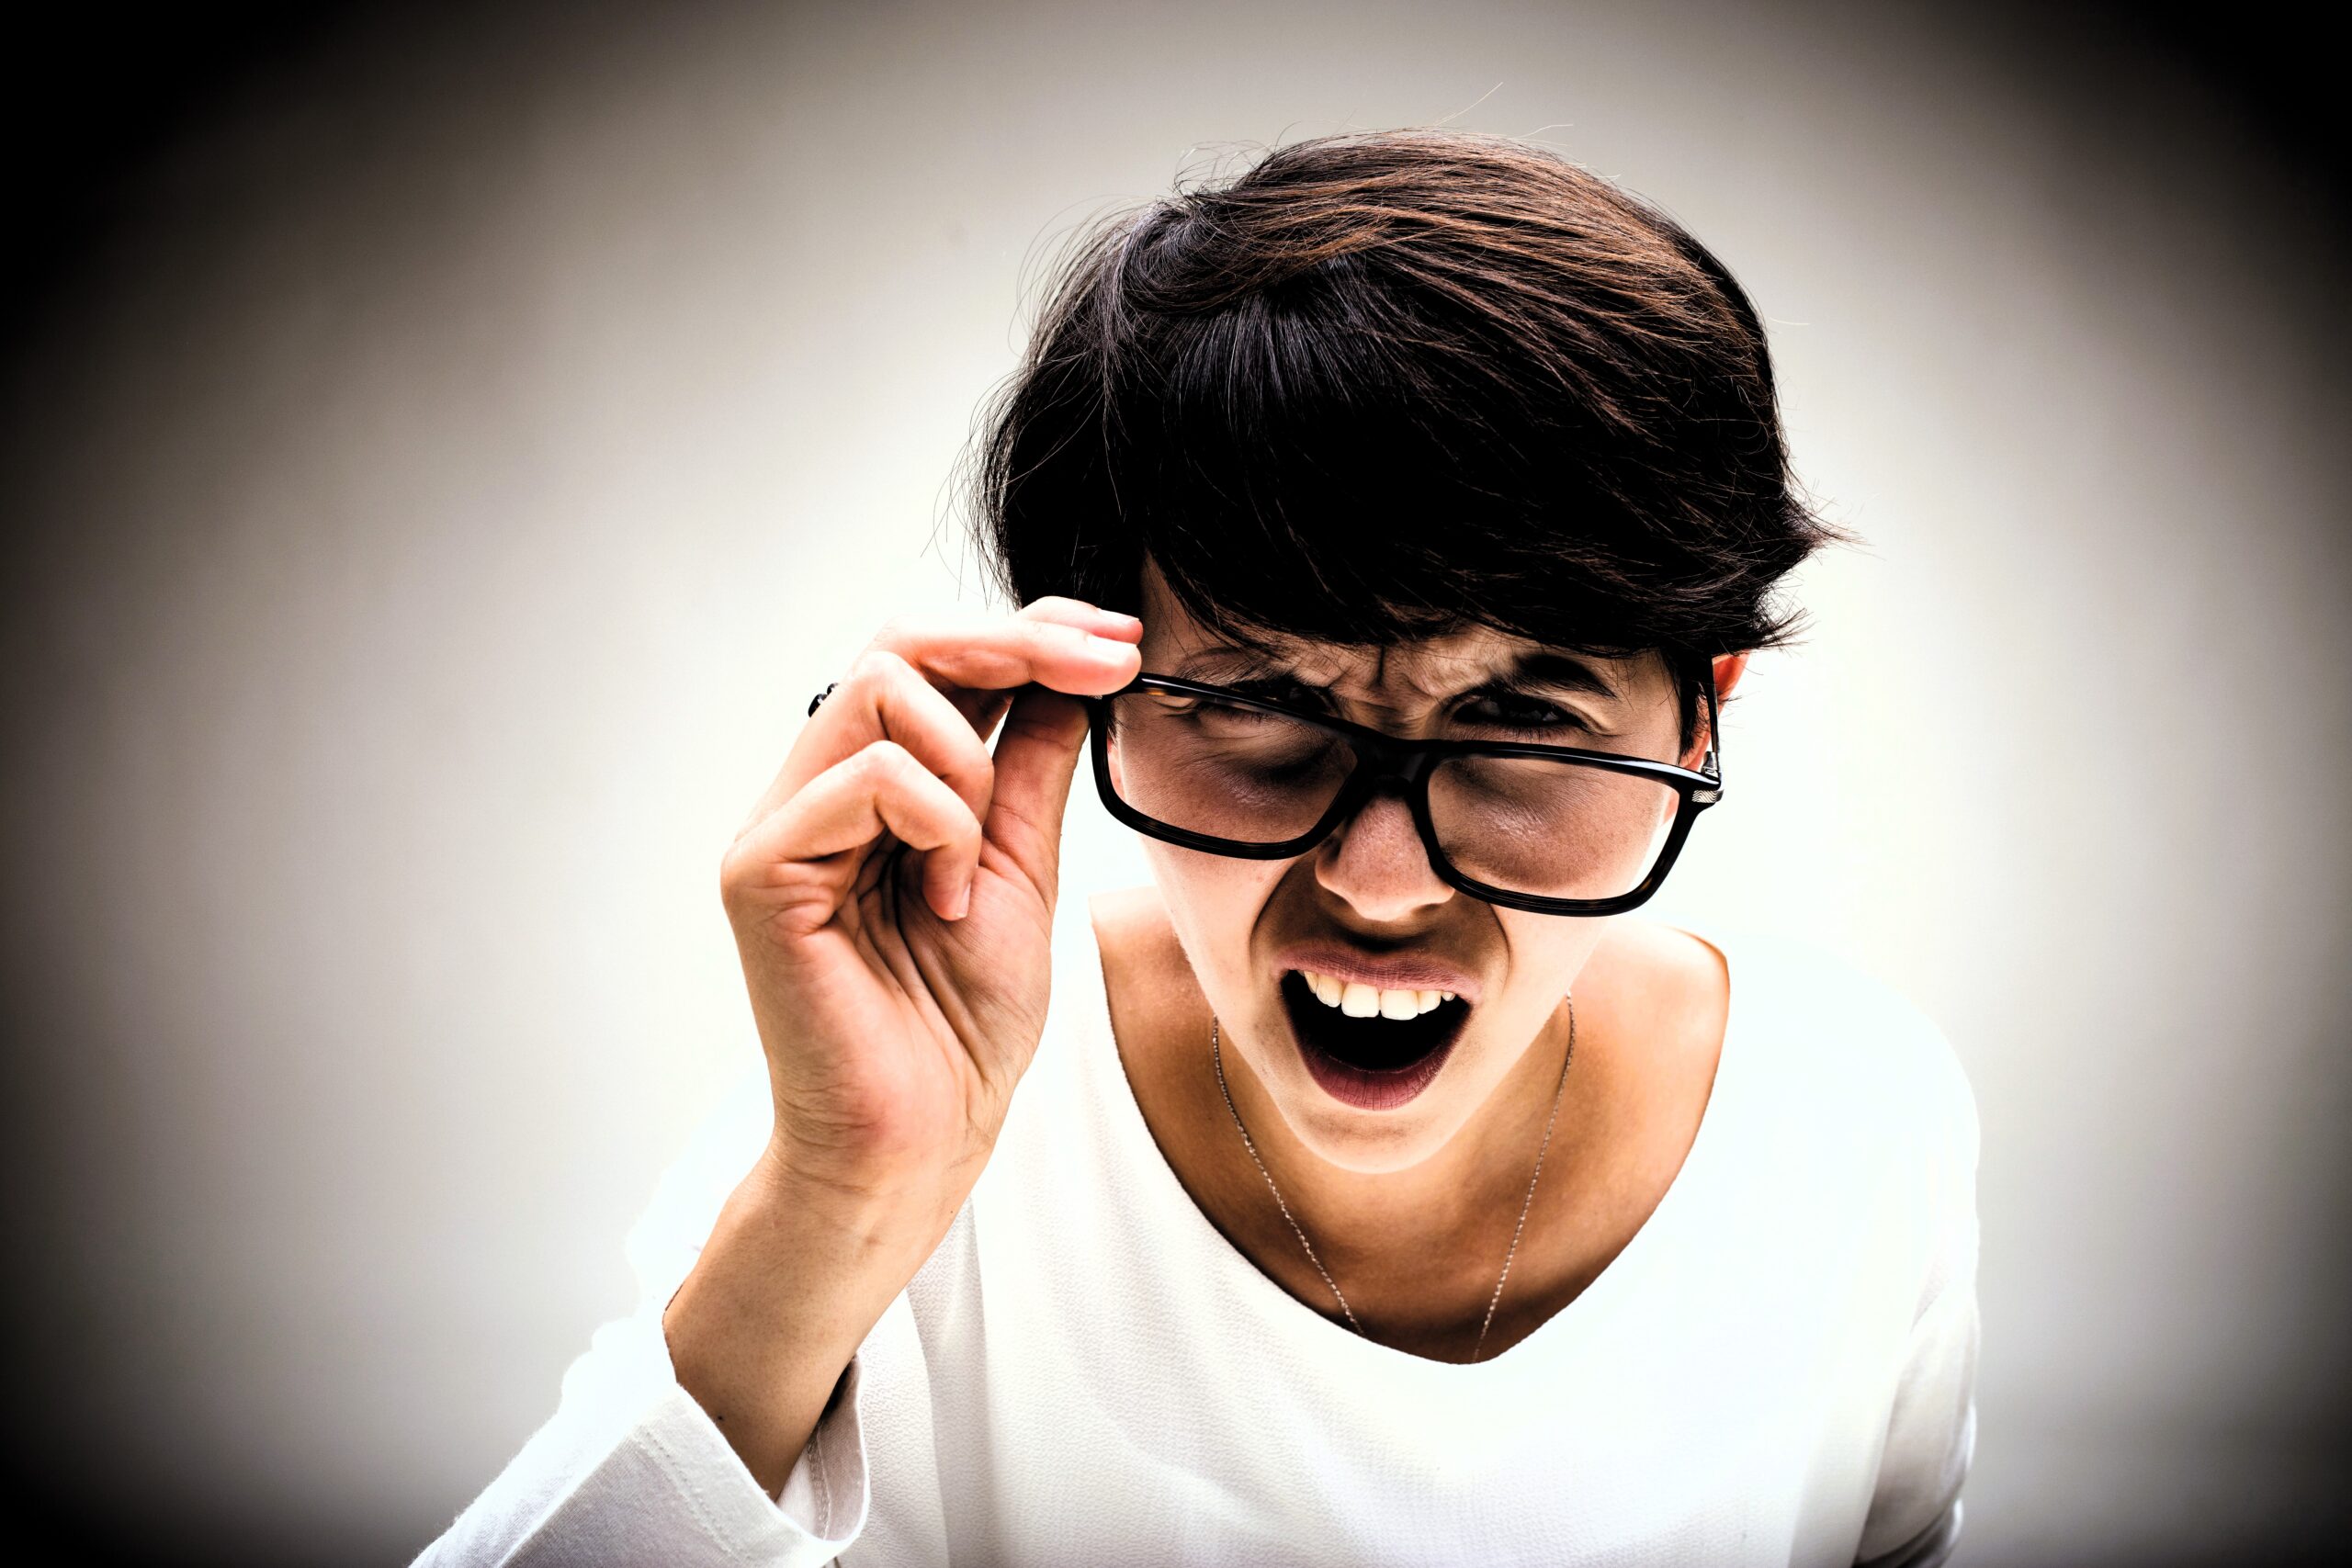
xmin=1345 ymin=721 xmax=1436 ymax=774
xmin=1323 ymin=730 xmax=1442 ymax=841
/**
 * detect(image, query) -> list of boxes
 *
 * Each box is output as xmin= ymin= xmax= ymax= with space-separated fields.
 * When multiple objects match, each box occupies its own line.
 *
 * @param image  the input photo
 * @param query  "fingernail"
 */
xmin=1095 ymin=610 xmax=1143 ymax=635
xmin=952 ymin=882 xmax=973 ymax=920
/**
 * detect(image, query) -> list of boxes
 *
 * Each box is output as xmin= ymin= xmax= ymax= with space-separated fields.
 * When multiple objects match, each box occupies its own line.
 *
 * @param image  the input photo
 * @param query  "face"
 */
xmin=1109 ymin=560 xmax=1725 ymax=1176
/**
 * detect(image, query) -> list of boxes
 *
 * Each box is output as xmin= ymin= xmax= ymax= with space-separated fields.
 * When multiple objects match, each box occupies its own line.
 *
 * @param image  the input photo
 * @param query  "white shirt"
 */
xmin=418 ymin=898 xmax=1980 ymax=1566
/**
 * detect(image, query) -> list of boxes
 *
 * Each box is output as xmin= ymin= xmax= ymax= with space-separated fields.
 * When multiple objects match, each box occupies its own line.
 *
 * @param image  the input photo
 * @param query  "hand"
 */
xmin=719 ymin=598 xmax=1143 ymax=1204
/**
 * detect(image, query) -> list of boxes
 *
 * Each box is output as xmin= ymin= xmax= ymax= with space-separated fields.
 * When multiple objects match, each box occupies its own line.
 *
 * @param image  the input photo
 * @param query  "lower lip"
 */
xmin=1289 ymin=1008 xmax=1461 ymax=1111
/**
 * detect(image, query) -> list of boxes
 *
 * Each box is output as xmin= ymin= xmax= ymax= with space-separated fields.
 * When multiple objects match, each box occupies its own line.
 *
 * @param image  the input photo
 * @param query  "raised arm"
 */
xmin=415 ymin=599 xmax=1141 ymax=1563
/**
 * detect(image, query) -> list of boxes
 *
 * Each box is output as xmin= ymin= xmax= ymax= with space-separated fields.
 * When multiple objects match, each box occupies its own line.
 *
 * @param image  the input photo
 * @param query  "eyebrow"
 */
xmin=1168 ymin=648 xmax=1626 ymax=704
xmin=1170 ymin=649 xmax=1297 ymax=684
xmin=1493 ymin=651 xmax=1625 ymax=704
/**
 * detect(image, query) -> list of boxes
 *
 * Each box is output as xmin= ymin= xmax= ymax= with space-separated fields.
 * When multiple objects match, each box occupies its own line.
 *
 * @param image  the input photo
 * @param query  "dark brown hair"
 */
xmin=969 ymin=129 xmax=1853 ymax=747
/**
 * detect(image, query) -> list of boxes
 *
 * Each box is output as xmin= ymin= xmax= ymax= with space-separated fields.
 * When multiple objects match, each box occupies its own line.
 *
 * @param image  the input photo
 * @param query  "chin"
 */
xmin=1280 ymin=1086 xmax=1461 ymax=1175
xmin=1248 ymin=987 xmax=1482 ymax=1174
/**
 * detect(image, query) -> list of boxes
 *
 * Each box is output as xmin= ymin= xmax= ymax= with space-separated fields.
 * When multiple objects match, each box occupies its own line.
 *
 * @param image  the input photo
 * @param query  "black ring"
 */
xmin=806 ymin=682 xmax=838 ymax=717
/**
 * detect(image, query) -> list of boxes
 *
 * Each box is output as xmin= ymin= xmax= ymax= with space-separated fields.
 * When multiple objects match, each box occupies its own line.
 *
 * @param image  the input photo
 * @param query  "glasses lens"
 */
xmin=1428 ymin=753 xmax=1682 ymax=902
xmin=1104 ymin=689 xmax=1356 ymax=844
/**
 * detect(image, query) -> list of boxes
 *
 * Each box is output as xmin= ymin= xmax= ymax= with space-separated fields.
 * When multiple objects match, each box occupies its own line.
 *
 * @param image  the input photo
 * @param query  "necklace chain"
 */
xmin=1210 ymin=997 xmax=1576 ymax=1363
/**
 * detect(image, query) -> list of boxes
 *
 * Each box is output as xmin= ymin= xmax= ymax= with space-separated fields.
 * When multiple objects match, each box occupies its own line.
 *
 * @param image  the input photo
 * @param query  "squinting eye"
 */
xmin=1223 ymin=680 xmax=1321 ymax=708
xmin=1198 ymin=701 xmax=1283 ymax=726
xmin=1158 ymin=694 xmax=1291 ymax=730
xmin=1459 ymin=695 xmax=1585 ymax=732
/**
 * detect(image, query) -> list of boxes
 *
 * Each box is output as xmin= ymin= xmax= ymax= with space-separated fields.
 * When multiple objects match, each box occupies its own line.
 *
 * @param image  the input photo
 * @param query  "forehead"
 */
xmin=1135 ymin=558 xmax=1661 ymax=702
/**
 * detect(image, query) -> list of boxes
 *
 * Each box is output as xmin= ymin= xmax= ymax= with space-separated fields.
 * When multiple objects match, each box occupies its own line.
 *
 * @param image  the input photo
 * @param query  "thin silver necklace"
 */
xmin=1210 ymin=996 xmax=1576 ymax=1363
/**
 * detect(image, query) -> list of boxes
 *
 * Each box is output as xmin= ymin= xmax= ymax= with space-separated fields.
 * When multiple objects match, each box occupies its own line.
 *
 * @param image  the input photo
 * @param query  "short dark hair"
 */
xmin=969 ymin=129 xmax=1853 ymax=749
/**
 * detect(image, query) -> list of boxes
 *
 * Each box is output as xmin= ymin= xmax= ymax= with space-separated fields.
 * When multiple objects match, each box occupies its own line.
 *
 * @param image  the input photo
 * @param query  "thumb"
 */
xmin=980 ymin=685 xmax=1092 ymax=901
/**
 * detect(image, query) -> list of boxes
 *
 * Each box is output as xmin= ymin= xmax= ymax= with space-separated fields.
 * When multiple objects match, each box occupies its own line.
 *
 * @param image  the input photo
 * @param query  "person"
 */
xmin=418 ymin=129 xmax=1979 ymax=1567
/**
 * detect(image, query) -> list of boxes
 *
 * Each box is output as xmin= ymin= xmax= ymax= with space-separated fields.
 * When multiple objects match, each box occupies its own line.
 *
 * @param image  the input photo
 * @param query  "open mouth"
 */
xmin=1278 ymin=970 xmax=1471 ymax=1110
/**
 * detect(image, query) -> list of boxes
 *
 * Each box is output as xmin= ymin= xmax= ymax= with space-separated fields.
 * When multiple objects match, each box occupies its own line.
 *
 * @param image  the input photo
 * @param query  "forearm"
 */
xmin=662 ymin=1150 xmax=951 ymax=1496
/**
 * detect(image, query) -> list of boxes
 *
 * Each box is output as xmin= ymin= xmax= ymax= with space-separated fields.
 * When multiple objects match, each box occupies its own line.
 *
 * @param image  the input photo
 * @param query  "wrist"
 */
xmin=661 ymin=1160 xmax=928 ymax=1495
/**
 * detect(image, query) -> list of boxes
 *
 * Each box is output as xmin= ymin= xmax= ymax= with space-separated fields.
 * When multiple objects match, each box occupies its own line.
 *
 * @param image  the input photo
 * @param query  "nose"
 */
xmin=1312 ymin=784 xmax=1454 ymax=922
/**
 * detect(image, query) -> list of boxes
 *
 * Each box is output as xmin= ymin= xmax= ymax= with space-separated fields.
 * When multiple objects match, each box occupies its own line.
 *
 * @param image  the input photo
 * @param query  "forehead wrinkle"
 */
xmin=1140 ymin=560 xmax=1532 ymax=698
xmin=1143 ymin=566 xmax=1647 ymax=709
xmin=1328 ymin=637 xmax=1525 ymax=705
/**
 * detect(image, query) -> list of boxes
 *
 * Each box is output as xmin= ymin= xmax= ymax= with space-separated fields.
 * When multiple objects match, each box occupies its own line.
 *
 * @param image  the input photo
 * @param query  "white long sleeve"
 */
xmin=413 ymin=1068 xmax=872 ymax=1566
xmin=1854 ymin=999 xmax=1983 ymax=1566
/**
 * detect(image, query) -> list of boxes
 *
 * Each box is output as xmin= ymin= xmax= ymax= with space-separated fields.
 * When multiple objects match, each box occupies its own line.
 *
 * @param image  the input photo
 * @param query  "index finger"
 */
xmin=869 ymin=599 xmax=1143 ymax=739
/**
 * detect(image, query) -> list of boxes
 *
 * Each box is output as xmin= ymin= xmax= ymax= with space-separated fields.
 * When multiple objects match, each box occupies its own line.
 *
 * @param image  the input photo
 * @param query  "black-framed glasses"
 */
xmin=1084 ymin=672 xmax=1724 ymax=917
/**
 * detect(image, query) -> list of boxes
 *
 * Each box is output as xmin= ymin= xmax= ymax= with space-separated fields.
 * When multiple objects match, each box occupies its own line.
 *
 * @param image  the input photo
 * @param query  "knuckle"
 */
xmin=855 ymin=738 xmax=916 ymax=783
xmin=848 ymin=646 xmax=912 ymax=688
xmin=868 ymin=613 xmax=922 ymax=649
xmin=716 ymin=833 xmax=766 ymax=901
xmin=855 ymin=742 xmax=908 ymax=780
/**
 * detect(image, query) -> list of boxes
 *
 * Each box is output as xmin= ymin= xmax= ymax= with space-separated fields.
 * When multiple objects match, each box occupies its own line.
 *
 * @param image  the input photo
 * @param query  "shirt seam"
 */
xmin=638 ymin=1407 xmax=739 ymax=1556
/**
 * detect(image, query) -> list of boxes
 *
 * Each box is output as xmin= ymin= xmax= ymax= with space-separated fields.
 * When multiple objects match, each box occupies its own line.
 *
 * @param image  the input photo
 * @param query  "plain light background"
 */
xmin=2 ymin=1 xmax=2346 ymax=1562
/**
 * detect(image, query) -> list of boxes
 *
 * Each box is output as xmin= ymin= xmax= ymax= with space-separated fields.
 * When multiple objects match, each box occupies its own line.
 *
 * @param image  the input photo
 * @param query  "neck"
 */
xmin=1210 ymin=999 xmax=1578 ymax=1276
xmin=1090 ymin=885 xmax=1729 ymax=1362
xmin=1092 ymin=887 xmax=1600 ymax=1353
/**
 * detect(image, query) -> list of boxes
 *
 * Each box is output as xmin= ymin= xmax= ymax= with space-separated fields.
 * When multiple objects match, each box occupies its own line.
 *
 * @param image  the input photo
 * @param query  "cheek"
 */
xmin=1487 ymin=918 xmax=1607 ymax=1017
xmin=1140 ymin=841 xmax=1294 ymax=987
xmin=1140 ymin=839 xmax=1285 ymax=936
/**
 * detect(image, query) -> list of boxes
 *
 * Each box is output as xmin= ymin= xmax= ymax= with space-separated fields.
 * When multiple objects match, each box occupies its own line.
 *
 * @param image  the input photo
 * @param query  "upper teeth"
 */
xmin=1298 ymin=972 xmax=1456 ymax=1019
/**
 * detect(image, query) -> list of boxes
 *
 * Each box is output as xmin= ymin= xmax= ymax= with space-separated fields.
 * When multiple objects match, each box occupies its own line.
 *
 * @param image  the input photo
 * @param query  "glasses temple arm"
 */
xmin=1699 ymin=672 xmax=1723 ymax=784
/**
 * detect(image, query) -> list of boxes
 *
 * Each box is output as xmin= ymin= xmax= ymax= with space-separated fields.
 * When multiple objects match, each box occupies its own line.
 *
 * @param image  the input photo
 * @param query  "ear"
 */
xmin=1679 ymin=650 xmax=1752 ymax=773
xmin=1711 ymin=650 xmax=1753 ymax=705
